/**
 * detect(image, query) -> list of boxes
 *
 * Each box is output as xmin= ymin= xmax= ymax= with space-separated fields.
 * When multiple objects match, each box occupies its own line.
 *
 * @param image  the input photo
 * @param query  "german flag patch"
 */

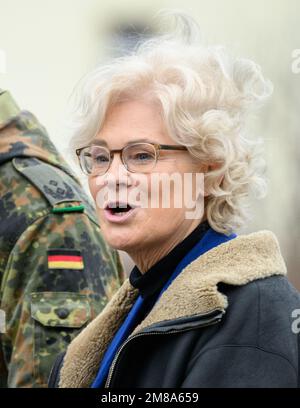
xmin=47 ymin=249 xmax=84 ymax=270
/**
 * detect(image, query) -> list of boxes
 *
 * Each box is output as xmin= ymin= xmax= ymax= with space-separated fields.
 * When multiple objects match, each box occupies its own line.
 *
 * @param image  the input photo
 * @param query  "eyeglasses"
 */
xmin=76 ymin=142 xmax=188 ymax=176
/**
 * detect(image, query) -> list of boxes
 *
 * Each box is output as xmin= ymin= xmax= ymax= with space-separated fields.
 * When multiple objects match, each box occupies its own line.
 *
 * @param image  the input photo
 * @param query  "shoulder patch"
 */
xmin=12 ymin=157 xmax=83 ymax=207
xmin=47 ymin=249 xmax=84 ymax=270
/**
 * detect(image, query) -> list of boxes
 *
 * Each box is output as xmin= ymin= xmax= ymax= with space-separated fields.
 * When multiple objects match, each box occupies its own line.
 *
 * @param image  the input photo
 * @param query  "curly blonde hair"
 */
xmin=69 ymin=10 xmax=273 ymax=234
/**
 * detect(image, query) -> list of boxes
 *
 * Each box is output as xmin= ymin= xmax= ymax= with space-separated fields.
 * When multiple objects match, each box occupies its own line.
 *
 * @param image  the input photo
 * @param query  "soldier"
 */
xmin=0 ymin=90 xmax=125 ymax=387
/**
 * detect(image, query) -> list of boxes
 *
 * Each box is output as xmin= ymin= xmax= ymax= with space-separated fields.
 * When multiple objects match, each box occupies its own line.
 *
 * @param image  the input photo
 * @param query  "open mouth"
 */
xmin=105 ymin=202 xmax=134 ymax=216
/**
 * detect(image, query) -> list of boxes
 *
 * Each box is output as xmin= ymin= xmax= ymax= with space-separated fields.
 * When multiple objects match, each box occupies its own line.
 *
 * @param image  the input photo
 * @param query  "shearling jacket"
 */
xmin=49 ymin=230 xmax=300 ymax=388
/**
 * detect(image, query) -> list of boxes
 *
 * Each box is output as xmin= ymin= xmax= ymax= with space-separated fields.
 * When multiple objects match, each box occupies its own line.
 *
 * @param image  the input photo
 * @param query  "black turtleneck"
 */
xmin=129 ymin=220 xmax=210 ymax=300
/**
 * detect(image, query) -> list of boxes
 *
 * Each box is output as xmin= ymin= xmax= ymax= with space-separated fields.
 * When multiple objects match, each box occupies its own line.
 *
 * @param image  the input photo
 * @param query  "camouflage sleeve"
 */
xmin=0 ymin=207 xmax=124 ymax=388
xmin=0 ymin=91 xmax=125 ymax=387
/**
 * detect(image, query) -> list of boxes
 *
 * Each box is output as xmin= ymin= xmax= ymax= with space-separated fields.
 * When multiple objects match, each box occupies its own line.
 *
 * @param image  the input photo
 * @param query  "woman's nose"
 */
xmin=107 ymin=153 xmax=131 ymax=187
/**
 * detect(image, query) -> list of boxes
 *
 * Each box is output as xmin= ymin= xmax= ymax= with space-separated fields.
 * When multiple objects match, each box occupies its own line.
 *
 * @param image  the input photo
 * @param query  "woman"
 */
xmin=49 ymin=12 xmax=300 ymax=388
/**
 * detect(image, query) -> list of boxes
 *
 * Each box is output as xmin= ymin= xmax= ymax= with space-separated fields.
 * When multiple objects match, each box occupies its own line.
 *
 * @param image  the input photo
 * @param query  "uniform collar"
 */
xmin=0 ymin=90 xmax=79 ymax=180
xmin=0 ymin=90 xmax=20 ymax=129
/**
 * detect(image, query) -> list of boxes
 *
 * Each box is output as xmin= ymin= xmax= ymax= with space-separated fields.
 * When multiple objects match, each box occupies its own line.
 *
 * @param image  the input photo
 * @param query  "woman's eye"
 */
xmin=94 ymin=155 xmax=109 ymax=163
xmin=134 ymin=153 xmax=152 ymax=161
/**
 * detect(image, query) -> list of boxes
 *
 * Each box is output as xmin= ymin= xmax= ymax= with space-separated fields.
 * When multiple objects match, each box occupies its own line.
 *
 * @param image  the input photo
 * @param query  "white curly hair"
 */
xmin=68 ymin=10 xmax=273 ymax=234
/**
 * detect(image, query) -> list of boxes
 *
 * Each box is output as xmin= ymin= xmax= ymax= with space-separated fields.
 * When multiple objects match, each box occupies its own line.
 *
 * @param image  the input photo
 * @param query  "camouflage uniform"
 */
xmin=0 ymin=90 xmax=125 ymax=388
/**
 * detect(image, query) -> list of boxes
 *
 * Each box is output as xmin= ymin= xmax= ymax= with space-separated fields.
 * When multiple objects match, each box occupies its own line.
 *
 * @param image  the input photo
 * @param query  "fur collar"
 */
xmin=59 ymin=230 xmax=287 ymax=387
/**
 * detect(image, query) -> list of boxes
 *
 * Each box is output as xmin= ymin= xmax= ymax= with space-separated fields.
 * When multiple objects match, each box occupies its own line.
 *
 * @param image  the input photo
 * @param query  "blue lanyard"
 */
xmin=91 ymin=227 xmax=236 ymax=388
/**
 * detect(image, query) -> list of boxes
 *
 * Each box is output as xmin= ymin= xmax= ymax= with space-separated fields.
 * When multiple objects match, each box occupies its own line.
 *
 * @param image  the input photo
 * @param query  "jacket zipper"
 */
xmin=105 ymin=309 xmax=224 ymax=387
